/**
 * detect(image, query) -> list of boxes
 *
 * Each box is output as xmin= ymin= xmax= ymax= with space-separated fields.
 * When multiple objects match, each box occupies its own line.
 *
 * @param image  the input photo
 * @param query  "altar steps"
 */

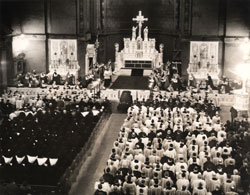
xmin=117 ymin=68 xmax=152 ymax=76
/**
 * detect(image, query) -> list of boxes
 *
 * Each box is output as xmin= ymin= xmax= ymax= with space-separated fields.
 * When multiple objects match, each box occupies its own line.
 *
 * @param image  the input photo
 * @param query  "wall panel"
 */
xmin=50 ymin=0 xmax=77 ymax=34
xmin=226 ymin=0 xmax=250 ymax=36
xmin=192 ymin=0 xmax=220 ymax=36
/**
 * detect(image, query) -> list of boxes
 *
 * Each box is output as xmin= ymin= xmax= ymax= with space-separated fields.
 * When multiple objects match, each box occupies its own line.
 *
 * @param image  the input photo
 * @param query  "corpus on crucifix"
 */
xmin=133 ymin=11 xmax=148 ymax=40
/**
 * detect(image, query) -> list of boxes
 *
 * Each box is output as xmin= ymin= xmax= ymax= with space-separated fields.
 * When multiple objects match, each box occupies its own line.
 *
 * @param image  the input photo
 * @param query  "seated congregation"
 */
xmin=0 ymin=87 xmax=111 ymax=190
xmin=94 ymin=92 xmax=250 ymax=195
xmin=14 ymin=70 xmax=93 ymax=89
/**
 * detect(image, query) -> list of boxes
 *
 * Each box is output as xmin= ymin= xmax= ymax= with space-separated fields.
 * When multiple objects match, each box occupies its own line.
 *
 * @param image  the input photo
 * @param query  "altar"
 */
xmin=114 ymin=11 xmax=164 ymax=72
xmin=48 ymin=39 xmax=80 ymax=78
xmin=187 ymin=41 xmax=220 ymax=81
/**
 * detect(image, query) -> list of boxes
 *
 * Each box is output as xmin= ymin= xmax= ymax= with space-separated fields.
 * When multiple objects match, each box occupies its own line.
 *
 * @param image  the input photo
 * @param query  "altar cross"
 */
xmin=133 ymin=11 xmax=148 ymax=39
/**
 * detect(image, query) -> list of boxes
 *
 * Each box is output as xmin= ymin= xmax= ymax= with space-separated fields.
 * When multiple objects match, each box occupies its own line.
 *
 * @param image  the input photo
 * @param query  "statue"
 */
xmin=159 ymin=43 xmax=164 ymax=53
xmin=115 ymin=43 xmax=119 ymax=52
xmin=144 ymin=26 xmax=148 ymax=41
xmin=132 ymin=26 xmax=137 ymax=41
xmin=114 ymin=43 xmax=120 ymax=72
xmin=200 ymin=43 xmax=208 ymax=69
xmin=60 ymin=41 xmax=68 ymax=64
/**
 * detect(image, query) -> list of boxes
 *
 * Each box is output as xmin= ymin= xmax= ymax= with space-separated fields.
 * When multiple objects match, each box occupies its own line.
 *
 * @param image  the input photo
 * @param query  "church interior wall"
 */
xmin=0 ymin=49 xmax=7 ymax=91
xmin=49 ymin=0 xmax=77 ymax=34
xmin=19 ymin=1 xmax=45 ymax=34
xmin=153 ymin=35 xmax=176 ymax=64
xmin=180 ymin=40 xmax=190 ymax=78
xmin=1 ymin=0 xmax=250 ymax=84
xmin=224 ymin=39 xmax=247 ymax=80
xmin=218 ymin=41 xmax=224 ymax=78
xmin=102 ymin=34 xmax=121 ymax=63
xmin=226 ymin=0 xmax=250 ymax=37
xmin=9 ymin=0 xmax=45 ymax=35
xmin=12 ymin=37 xmax=47 ymax=74
xmin=77 ymin=39 xmax=87 ymax=76
xmin=192 ymin=0 xmax=220 ymax=36
xmin=104 ymin=0 xmax=176 ymax=33
xmin=2 ymin=39 xmax=14 ymax=87
xmin=223 ymin=0 xmax=250 ymax=79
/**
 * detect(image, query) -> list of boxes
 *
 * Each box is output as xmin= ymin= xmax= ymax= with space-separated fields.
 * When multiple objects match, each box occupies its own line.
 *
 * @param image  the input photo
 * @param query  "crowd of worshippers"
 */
xmin=0 ymin=89 xmax=111 ymax=186
xmin=0 ymin=87 xmax=111 ymax=115
xmin=149 ymin=62 xmax=242 ymax=94
xmin=94 ymin=92 xmax=248 ymax=195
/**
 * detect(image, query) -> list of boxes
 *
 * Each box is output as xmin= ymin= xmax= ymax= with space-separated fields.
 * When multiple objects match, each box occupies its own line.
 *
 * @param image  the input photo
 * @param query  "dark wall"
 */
xmin=8 ymin=0 xmax=45 ymax=35
xmin=5 ymin=0 xmax=77 ymax=35
xmin=192 ymin=0 xmax=220 ymax=36
xmin=12 ymin=36 xmax=46 ymax=73
xmin=49 ymin=0 xmax=77 ymax=34
xmin=226 ymin=0 xmax=250 ymax=36
xmin=105 ymin=0 xmax=176 ymax=32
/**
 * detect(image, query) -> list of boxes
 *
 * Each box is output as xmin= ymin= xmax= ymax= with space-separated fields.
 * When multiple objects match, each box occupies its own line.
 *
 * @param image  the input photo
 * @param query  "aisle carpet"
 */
xmin=69 ymin=113 xmax=127 ymax=195
xmin=110 ymin=76 xmax=149 ymax=90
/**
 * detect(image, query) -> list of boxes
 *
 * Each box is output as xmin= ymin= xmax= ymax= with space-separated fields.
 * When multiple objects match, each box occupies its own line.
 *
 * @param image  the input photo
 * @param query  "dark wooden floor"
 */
xmin=69 ymin=113 xmax=127 ymax=195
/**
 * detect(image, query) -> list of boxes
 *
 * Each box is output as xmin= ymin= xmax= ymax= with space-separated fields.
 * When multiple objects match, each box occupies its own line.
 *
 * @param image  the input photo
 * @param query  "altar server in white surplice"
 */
xmin=103 ymin=67 xmax=112 ymax=88
xmin=207 ymin=173 xmax=221 ymax=192
xmin=176 ymin=173 xmax=190 ymax=191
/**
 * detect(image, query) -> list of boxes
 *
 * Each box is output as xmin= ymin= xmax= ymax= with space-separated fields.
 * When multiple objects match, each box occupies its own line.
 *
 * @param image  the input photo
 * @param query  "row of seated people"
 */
xmin=136 ymin=92 xmax=220 ymax=119
xmin=15 ymin=70 xmax=95 ymax=89
xmin=188 ymin=74 xmax=242 ymax=95
xmin=94 ymin=93 xmax=245 ymax=195
xmin=0 ymin=91 xmax=111 ymax=186
xmin=151 ymin=64 xmax=242 ymax=94
xmin=0 ymin=88 xmax=111 ymax=116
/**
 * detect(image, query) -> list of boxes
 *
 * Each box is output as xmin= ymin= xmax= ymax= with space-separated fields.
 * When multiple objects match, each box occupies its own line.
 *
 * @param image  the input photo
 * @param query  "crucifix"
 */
xmin=133 ymin=11 xmax=148 ymax=39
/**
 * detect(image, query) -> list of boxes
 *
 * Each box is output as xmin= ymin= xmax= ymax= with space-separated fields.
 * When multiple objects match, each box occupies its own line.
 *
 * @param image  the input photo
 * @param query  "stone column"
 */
xmin=85 ymin=53 xmax=89 ymax=74
xmin=0 ymin=49 xmax=8 ymax=91
xmin=114 ymin=43 xmax=120 ymax=71
xmin=159 ymin=43 xmax=164 ymax=65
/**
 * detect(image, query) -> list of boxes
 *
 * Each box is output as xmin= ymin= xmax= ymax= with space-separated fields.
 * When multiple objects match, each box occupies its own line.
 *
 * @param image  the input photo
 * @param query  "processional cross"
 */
xmin=133 ymin=11 xmax=148 ymax=39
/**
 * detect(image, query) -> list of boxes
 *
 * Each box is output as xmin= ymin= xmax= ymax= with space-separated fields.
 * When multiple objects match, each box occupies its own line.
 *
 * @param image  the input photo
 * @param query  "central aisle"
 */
xmin=69 ymin=113 xmax=127 ymax=195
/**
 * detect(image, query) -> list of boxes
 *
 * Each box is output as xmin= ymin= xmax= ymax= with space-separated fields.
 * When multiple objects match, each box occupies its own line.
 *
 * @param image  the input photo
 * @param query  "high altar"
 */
xmin=114 ymin=11 xmax=164 ymax=72
xmin=187 ymin=41 xmax=220 ymax=81
xmin=48 ymin=39 xmax=80 ymax=78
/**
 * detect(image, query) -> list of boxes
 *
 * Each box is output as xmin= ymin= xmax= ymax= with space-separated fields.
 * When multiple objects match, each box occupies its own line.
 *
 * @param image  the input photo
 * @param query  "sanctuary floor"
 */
xmin=110 ymin=76 xmax=149 ymax=90
xmin=68 ymin=105 xmax=231 ymax=195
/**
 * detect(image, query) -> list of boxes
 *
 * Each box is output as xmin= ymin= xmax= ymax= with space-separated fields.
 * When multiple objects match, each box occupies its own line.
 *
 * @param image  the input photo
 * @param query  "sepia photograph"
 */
xmin=0 ymin=0 xmax=250 ymax=194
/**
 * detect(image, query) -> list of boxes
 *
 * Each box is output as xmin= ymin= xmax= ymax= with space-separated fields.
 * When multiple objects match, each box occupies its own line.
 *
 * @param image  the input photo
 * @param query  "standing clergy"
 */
xmin=103 ymin=66 xmax=112 ymax=89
